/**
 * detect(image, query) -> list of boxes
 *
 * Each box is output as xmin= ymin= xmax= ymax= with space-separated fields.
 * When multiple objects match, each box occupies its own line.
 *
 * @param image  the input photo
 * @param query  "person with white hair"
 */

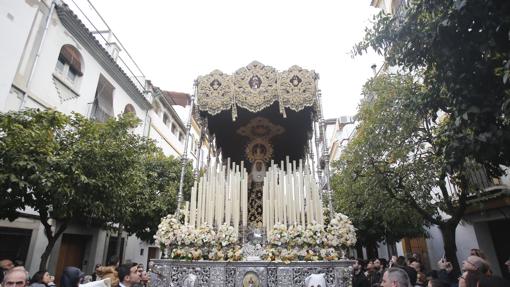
xmin=380 ymin=268 xmax=411 ymax=287
xmin=2 ymin=268 xmax=28 ymax=287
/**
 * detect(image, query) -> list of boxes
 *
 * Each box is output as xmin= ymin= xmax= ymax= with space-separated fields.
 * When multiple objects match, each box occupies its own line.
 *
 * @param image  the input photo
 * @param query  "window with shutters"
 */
xmin=91 ymin=74 xmax=115 ymax=122
xmin=54 ymin=45 xmax=83 ymax=85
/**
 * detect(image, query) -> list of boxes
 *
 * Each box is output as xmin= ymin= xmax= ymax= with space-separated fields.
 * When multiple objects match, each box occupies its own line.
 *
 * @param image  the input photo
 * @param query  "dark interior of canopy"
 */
xmin=201 ymin=102 xmax=314 ymax=171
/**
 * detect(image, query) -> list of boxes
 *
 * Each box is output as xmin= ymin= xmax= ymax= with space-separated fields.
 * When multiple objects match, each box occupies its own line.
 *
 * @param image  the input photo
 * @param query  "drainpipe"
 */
xmin=142 ymin=84 xmax=153 ymax=137
xmin=20 ymin=0 xmax=60 ymax=110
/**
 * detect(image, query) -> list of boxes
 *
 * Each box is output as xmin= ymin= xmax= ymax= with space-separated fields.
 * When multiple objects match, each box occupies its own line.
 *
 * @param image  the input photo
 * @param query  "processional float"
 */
xmin=150 ymin=62 xmax=356 ymax=287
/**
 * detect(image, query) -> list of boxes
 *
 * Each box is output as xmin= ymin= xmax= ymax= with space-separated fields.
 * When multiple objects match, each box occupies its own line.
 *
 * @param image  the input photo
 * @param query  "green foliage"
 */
xmin=331 ymin=162 xmax=427 ymax=247
xmin=332 ymin=73 xmax=433 ymax=247
xmin=0 ymin=109 xmax=74 ymax=222
xmin=335 ymin=72 xmax=483 ymax=272
xmin=354 ymin=0 xmax=510 ymax=178
xmin=0 ymin=109 xmax=189 ymax=266
xmin=123 ymin=154 xmax=193 ymax=242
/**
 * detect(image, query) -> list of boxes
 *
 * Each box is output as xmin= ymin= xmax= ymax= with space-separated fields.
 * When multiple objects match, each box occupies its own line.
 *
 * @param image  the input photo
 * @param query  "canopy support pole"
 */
xmin=315 ymin=87 xmax=334 ymax=212
xmin=177 ymin=80 xmax=197 ymax=213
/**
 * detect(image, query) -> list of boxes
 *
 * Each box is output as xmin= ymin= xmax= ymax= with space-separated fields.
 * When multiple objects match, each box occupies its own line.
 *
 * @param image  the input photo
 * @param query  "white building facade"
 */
xmin=0 ymin=0 xmax=207 ymax=279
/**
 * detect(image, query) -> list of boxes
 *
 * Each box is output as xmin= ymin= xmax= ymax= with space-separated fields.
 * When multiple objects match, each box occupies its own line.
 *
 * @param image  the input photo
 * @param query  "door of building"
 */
xmin=55 ymin=234 xmax=90 ymax=285
xmin=488 ymin=219 xmax=510 ymax=280
xmin=0 ymin=227 xmax=32 ymax=266
xmin=147 ymin=247 xmax=158 ymax=269
xmin=402 ymin=236 xmax=430 ymax=271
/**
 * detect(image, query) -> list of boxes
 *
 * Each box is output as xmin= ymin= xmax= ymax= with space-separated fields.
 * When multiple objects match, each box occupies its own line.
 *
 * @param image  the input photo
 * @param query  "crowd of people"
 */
xmin=0 ymin=256 xmax=149 ymax=287
xmin=352 ymin=249 xmax=510 ymax=287
xmin=2 ymin=250 xmax=510 ymax=287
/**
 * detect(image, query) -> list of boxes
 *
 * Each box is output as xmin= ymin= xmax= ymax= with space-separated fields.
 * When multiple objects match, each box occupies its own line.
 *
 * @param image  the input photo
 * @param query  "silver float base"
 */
xmin=149 ymin=259 xmax=353 ymax=287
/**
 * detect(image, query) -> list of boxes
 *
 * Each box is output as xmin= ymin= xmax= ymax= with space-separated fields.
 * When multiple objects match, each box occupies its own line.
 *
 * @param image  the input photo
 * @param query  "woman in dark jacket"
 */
xmin=29 ymin=270 xmax=52 ymax=287
xmin=60 ymin=267 xmax=84 ymax=287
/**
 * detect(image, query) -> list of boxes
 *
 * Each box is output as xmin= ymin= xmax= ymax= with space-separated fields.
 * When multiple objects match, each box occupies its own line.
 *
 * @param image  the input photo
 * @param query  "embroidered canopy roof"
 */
xmin=196 ymin=62 xmax=319 ymax=165
xmin=196 ymin=61 xmax=319 ymax=120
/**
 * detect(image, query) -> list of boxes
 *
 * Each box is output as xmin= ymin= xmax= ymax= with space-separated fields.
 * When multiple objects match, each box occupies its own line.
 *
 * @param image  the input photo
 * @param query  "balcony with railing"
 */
xmin=464 ymin=166 xmax=510 ymax=216
xmin=63 ymin=0 xmax=149 ymax=98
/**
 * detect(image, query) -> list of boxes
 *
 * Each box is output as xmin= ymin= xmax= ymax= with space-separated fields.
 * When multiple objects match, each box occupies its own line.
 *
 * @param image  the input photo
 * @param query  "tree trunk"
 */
xmin=438 ymin=222 xmax=461 ymax=276
xmin=115 ymin=224 xmax=124 ymax=263
xmin=39 ymin=222 xmax=68 ymax=270
xmin=366 ymin=241 xmax=379 ymax=259
xmin=39 ymin=235 xmax=58 ymax=271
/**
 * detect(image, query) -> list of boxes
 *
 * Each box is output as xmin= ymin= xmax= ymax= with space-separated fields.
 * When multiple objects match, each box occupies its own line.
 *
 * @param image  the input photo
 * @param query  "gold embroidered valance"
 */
xmin=196 ymin=61 xmax=318 ymax=120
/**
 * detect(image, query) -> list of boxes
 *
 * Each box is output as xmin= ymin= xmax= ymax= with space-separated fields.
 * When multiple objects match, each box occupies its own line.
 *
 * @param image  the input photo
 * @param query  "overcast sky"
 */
xmin=76 ymin=0 xmax=382 ymax=119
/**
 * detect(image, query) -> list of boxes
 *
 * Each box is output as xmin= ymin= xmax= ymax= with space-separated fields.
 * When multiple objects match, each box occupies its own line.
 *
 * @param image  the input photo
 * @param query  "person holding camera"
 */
xmin=436 ymin=258 xmax=458 ymax=286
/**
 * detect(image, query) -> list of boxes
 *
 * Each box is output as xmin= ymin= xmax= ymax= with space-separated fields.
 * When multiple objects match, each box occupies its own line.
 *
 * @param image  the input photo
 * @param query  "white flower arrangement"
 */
xmin=287 ymin=225 xmax=305 ymax=246
xmin=195 ymin=224 xmax=216 ymax=247
xmin=325 ymin=213 xmax=357 ymax=248
xmin=154 ymin=214 xmax=182 ymax=247
xmin=267 ymin=223 xmax=289 ymax=246
xmin=208 ymin=246 xmax=225 ymax=261
xmin=319 ymin=248 xmax=339 ymax=261
xmin=226 ymin=245 xmax=243 ymax=261
xmin=155 ymin=210 xmax=356 ymax=262
xmin=216 ymin=224 xmax=238 ymax=247
xmin=176 ymin=224 xmax=196 ymax=246
xmin=304 ymin=221 xmax=325 ymax=246
xmin=263 ymin=212 xmax=356 ymax=262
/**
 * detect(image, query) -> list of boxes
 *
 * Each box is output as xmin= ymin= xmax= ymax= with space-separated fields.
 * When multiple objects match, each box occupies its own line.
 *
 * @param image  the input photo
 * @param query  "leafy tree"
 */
xmin=335 ymin=73 xmax=482 ymax=273
xmin=355 ymin=0 xmax=510 ymax=180
xmin=123 ymin=154 xmax=194 ymax=242
xmin=67 ymin=112 xmax=163 ymax=260
xmin=0 ymin=110 xmax=180 ymax=268
xmin=0 ymin=110 xmax=114 ymax=269
xmin=353 ymin=0 xmax=510 ymax=272
xmin=331 ymin=157 xmax=427 ymax=258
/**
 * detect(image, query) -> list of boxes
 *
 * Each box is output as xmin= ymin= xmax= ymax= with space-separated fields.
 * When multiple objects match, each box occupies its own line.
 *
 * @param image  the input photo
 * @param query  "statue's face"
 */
xmin=305 ymin=274 xmax=326 ymax=287
xmin=256 ymin=161 xmax=263 ymax=171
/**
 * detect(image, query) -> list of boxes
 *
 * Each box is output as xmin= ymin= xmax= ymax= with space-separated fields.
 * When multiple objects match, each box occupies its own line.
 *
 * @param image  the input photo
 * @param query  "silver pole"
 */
xmin=176 ymin=81 xmax=197 ymax=212
xmin=193 ymin=126 xmax=205 ymax=179
xmin=315 ymin=88 xmax=334 ymax=212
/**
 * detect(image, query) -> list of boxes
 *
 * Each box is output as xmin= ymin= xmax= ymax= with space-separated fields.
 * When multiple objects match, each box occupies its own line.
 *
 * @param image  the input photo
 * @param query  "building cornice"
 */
xmin=55 ymin=4 xmax=151 ymax=110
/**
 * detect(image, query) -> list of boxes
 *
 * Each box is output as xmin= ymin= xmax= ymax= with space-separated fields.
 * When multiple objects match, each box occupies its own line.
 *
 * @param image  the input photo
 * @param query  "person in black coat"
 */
xmin=353 ymin=259 xmax=370 ymax=287
xmin=60 ymin=267 xmax=84 ymax=287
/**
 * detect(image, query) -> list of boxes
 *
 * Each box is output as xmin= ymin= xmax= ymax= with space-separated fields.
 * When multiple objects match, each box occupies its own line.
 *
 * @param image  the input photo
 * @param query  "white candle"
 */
xmin=280 ymin=163 xmax=285 ymax=225
xmin=184 ymin=201 xmax=189 ymax=224
xmin=242 ymin=165 xmax=248 ymax=227
xmin=305 ymin=174 xmax=312 ymax=225
xmin=196 ymin=179 xmax=202 ymax=226
xmin=262 ymin=175 xmax=267 ymax=228
xmin=299 ymin=160 xmax=305 ymax=226
xmin=199 ymin=178 xmax=205 ymax=226
xmin=190 ymin=182 xmax=197 ymax=227
xmin=207 ymin=163 xmax=215 ymax=226
xmin=274 ymin=165 xmax=279 ymax=224
xmin=234 ymin=169 xmax=240 ymax=234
